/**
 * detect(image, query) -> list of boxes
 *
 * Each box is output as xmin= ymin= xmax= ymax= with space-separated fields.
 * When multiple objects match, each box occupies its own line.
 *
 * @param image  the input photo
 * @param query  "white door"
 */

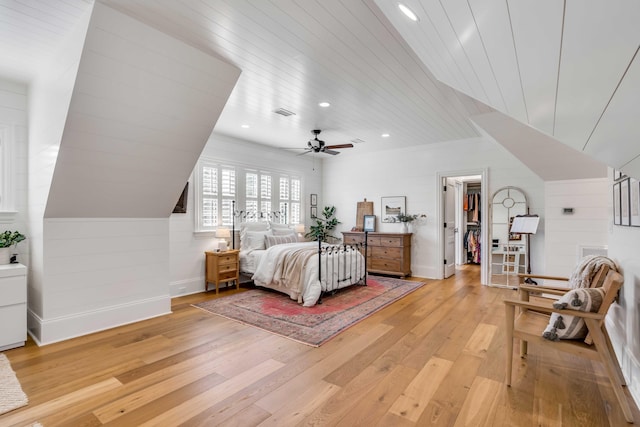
xmin=444 ymin=181 xmax=456 ymax=278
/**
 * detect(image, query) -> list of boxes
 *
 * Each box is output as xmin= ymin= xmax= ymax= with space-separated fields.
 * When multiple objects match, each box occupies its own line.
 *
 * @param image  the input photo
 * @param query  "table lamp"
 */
xmin=215 ymin=227 xmax=230 ymax=251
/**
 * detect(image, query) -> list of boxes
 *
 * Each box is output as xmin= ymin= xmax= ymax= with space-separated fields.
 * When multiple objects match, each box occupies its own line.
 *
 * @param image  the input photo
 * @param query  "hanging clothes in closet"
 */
xmin=463 ymin=229 xmax=481 ymax=264
xmin=464 ymin=192 xmax=481 ymax=224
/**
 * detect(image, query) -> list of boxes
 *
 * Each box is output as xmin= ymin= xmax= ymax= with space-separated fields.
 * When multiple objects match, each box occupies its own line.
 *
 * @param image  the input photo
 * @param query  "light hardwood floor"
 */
xmin=1 ymin=265 xmax=638 ymax=426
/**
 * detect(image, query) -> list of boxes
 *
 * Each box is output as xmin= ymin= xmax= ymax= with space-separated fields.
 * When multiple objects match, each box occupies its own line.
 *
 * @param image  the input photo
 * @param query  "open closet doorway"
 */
xmin=437 ymin=170 xmax=488 ymax=285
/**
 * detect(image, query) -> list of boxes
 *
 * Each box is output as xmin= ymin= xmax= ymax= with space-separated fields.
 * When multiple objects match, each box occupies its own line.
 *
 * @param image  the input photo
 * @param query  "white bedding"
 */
xmin=250 ymin=241 xmax=365 ymax=306
xmin=239 ymin=249 xmax=265 ymax=274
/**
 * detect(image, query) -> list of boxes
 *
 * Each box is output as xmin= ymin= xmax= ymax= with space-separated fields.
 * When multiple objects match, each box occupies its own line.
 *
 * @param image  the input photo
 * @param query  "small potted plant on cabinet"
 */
xmin=0 ymin=231 xmax=25 ymax=265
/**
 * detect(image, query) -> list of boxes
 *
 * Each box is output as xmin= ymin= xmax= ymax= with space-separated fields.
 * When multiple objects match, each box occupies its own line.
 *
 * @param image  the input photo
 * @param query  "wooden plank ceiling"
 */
xmin=1 ymin=0 xmax=639 ymax=177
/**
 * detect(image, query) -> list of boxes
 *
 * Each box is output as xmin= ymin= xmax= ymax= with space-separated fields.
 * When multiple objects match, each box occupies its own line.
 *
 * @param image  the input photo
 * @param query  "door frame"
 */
xmin=435 ymin=168 xmax=489 ymax=285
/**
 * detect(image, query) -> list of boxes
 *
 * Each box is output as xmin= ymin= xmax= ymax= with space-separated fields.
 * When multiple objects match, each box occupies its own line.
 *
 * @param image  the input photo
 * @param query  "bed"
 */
xmin=238 ymin=222 xmax=367 ymax=306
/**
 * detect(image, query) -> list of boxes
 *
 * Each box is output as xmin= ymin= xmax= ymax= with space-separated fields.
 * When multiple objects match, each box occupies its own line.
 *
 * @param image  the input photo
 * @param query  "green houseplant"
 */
xmin=0 ymin=230 xmax=25 ymax=265
xmin=305 ymin=206 xmax=340 ymax=243
xmin=0 ymin=230 xmax=25 ymax=248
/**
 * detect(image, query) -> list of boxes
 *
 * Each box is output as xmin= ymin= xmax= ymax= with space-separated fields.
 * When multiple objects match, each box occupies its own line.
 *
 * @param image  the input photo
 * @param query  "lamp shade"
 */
xmin=294 ymin=224 xmax=305 ymax=233
xmin=215 ymin=227 xmax=231 ymax=238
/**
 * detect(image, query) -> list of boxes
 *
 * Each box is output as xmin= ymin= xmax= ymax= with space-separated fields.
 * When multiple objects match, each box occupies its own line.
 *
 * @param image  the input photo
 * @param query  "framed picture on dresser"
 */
xmin=363 ymin=215 xmax=376 ymax=232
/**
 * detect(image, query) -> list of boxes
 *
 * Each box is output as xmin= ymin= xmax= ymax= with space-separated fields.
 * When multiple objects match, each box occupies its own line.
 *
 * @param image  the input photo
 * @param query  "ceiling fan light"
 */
xmin=398 ymin=3 xmax=419 ymax=22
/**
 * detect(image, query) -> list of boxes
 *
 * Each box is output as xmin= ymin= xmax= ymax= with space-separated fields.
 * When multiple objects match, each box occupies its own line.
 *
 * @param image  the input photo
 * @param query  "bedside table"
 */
xmin=205 ymin=250 xmax=240 ymax=294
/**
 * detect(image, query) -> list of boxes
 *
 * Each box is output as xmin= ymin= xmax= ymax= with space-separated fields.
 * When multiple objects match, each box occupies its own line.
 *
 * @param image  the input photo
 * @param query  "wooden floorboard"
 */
xmin=1 ymin=265 xmax=638 ymax=426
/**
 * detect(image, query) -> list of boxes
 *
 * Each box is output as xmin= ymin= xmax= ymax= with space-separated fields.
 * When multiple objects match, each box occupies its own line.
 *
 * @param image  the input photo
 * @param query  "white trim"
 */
xmin=27 ymin=294 xmax=171 ymax=346
xmin=436 ymin=169 xmax=489 ymax=285
xmin=0 ymin=211 xmax=18 ymax=223
xmin=169 ymin=276 xmax=205 ymax=297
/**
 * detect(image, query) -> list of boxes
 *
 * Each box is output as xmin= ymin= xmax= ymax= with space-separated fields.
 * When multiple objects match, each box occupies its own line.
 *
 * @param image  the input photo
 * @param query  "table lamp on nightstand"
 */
xmin=294 ymin=224 xmax=305 ymax=240
xmin=215 ymin=227 xmax=230 ymax=251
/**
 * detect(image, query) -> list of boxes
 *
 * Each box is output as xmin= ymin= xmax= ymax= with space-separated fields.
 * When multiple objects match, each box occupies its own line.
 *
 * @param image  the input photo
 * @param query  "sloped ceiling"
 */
xmin=45 ymin=2 xmax=241 ymax=218
xmin=376 ymin=0 xmax=640 ymax=177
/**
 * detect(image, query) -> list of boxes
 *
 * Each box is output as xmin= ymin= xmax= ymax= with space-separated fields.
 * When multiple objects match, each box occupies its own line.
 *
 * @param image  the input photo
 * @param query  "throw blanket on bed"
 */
xmin=273 ymin=246 xmax=318 ymax=294
xmin=569 ymin=255 xmax=618 ymax=289
xmin=252 ymin=242 xmax=320 ymax=303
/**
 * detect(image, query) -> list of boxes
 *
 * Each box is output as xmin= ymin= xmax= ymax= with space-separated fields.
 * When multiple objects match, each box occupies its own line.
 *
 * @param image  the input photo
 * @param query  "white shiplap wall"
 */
xmin=0 ymin=79 xmax=28 ymax=260
xmin=169 ymin=133 xmax=322 ymax=297
xmin=27 ymin=3 xmax=240 ymax=345
xmin=27 ymin=7 xmax=92 ymax=330
xmin=322 ymin=136 xmax=545 ymax=279
xmin=543 ymin=179 xmax=609 ymax=277
xmin=608 ymin=194 xmax=640 ymax=406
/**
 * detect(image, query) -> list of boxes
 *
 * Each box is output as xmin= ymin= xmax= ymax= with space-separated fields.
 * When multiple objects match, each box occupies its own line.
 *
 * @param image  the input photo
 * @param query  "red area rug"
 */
xmin=193 ymin=277 xmax=426 ymax=347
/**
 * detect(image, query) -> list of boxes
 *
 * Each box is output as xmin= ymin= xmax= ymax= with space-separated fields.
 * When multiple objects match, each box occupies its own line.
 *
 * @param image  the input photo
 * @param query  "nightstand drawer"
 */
xmin=218 ymin=270 xmax=238 ymax=281
xmin=218 ymin=263 xmax=237 ymax=273
xmin=217 ymin=253 xmax=238 ymax=264
xmin=343 ymin=234 xmax=363 ymax=244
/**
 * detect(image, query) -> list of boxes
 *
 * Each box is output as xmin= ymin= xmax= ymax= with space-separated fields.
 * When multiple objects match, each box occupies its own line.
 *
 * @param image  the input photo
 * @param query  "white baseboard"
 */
xmin=411 ymin=265 xmax=438 ymax=279
xmin=169 ymin=276 xmax=205 ymax=297
xmin=27 ymin=295 xmax=172 ymax=346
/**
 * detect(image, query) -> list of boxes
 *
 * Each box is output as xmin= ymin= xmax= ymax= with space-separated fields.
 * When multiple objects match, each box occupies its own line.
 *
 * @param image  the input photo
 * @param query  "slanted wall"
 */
xmin=29 ymin=2 xmax=240 ymax=344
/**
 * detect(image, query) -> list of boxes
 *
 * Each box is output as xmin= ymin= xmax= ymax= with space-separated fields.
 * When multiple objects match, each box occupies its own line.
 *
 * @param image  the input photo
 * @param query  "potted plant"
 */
xmin=0 ymin=231 xmax=25 ymax=265
xmin=397 ymin=213 xmax=426 ymax=233
xmin=305 ymin=206 xmax=340 ymax=243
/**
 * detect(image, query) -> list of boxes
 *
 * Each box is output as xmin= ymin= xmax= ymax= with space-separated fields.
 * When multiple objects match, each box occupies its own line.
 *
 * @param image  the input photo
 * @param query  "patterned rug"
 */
xmin=193 ymin=276 xmax=426 ymax=347
xmin=0 ymin=353 xmax=28 ymax=415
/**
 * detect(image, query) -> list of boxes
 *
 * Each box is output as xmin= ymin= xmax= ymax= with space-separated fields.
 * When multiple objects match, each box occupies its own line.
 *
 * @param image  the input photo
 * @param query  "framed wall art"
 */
xmin=631 ymin=178 xmax=640 ymax=227
xmin=621 ymin=178 xmax=630 ymax=226
xmin=310 ymin=206 xmax=317 ymax=218
xmin=363 ymin=215 xmax=376 ymax=232
xmin=310 ymin=194 xmax=317 ymax=207
xmin=381 ymin=196 xmax=405 ymax=222
xmin=613 ymin=181 xmax=621 ymax=225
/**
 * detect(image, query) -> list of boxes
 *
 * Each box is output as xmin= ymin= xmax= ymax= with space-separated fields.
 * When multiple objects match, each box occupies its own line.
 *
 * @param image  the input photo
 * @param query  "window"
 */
xmin=195 ymin=158 xmax=302 ymax=232
xmin=196 ymin=160 xmax=236 ymax=231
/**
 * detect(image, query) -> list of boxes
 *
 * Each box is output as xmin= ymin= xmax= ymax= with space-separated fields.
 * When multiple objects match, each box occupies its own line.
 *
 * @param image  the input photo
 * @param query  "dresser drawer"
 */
xmin=371 ymin=246 xmax=401 ymax=259
xmin=343 ymin=234 xmax=363 ymax=244
xmin=0 ymin=276 xmax=26 ymax=306
xmin=370 ymin=259 xmax=401 ymax=271
xmin=380 ymin=237 xmax=402 ymax=247
xmin=366 ymin=236 xmax=381 ymax=246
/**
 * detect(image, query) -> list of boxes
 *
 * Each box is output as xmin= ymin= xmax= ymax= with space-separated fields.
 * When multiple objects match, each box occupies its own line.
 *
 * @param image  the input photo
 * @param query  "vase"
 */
xmin=0 ymin=247 xmax=10 ymax=265
xmin=401 ymin=222 xmax=409 ymax=233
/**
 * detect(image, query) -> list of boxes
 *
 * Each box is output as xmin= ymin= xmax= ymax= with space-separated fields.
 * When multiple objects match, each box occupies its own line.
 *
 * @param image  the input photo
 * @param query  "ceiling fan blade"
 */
xmin=296 ymin=149 xmax=313 ymax=156
xmin=324 ymin=144 xmax=354 ymax=149
xmin=323 ymin=149 xmax=340 ymax=155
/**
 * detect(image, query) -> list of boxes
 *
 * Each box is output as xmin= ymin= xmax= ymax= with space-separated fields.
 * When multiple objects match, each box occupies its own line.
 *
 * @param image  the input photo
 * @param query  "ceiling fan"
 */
xmin=294 ymin=130 xmax=354 ymax=156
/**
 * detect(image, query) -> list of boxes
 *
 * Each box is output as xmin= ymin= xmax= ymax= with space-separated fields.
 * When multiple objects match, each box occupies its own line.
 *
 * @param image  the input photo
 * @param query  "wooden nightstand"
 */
xmin=205 ymin=249 xmax=240 ymax=294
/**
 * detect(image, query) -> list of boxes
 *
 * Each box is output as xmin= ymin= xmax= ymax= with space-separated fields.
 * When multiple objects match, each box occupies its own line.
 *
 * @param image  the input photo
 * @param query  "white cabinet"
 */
xmin=0 ymin=263 xmax=27 ymax=351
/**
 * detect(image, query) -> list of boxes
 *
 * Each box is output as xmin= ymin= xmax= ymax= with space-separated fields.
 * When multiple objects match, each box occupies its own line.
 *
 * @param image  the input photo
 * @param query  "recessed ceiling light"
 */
xmin=381 ymin=133 xmax=390 ymax=138
xmin=398 ymin=3 xmax=419 ymax=21
xmin=318 ymin=102 xmax=331 ymax=107
xmin=241 ymin=124 xmax=250 ymax=129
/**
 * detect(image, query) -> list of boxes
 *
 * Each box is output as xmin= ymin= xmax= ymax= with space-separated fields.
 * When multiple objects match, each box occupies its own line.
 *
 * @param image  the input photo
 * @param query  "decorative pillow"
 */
xmin=272 ymin=228 xmax=295 ymax=236
xmin=265 ymin=234 xmax=298 ymax=248
xmin=542 ymin=287 xmax=605 ymax=341
xmin=241 ymin=230 xmax=272 ymax=251
xmin=240 ymin=221 xmax=269 ymax=232
xmin=269 ymin=221 xmax=291 ymax=230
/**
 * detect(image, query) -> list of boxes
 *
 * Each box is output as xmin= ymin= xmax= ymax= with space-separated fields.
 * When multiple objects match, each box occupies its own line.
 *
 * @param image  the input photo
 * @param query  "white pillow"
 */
xmin=272 ymin=228 xmax=295 ymax=236
xmin=269 ymin=221 xmax=291 ymax=230
xmin=241 ymin=230 xmax=272 ymax=251
xmin=240 ymin=221 xmax=269 ymax=232
xmin=265 ymin=234 xmax=298 ymax=248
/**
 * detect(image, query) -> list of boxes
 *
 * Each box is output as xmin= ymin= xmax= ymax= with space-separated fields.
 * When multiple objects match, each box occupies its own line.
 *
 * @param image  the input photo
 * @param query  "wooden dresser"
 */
xmin=342 ymin=232 xmax=412 ymax=278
